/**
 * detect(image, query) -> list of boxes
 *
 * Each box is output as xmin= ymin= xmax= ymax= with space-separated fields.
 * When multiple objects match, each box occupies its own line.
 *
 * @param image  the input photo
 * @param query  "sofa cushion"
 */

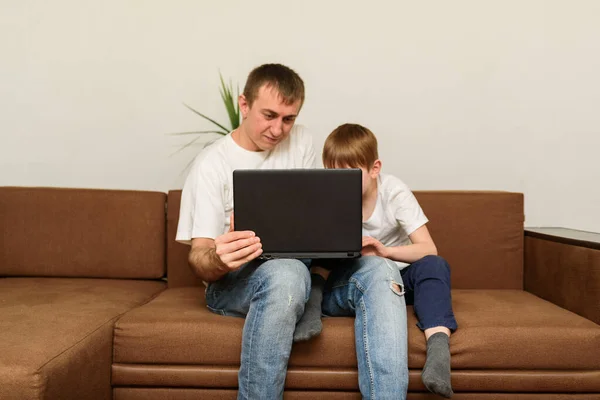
xmin=113 ymin=287 xmax=600 ymax=370
xmin=0 ymin=277 xmax=165 ymax=400
xmin=0 ymin=187 xmax=166 ymax=279
xmin=165 ymin=190 xmax=525 ymax=289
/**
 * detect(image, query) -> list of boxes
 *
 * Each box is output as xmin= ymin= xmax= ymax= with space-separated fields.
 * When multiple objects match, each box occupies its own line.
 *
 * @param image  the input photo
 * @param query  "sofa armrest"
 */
xmin=524 ymin=227 xmax=600 ymax=325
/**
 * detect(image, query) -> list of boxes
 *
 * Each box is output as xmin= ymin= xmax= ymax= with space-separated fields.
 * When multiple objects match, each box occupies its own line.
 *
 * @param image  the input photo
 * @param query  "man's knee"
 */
xmin=257 ymin=258 xmax=311 ymax=303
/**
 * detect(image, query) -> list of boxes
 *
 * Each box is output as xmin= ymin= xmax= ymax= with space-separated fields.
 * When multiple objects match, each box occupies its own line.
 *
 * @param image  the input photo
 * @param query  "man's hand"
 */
xmin=213 ymin=213 xmax=263 ymax=271
xmin=213 ymin=231 xmax=262 ymax=270
xmin=188 ymin=214 xmax=263 ymax=282
xmin=361 ymin=236 xmax=390 ymax=258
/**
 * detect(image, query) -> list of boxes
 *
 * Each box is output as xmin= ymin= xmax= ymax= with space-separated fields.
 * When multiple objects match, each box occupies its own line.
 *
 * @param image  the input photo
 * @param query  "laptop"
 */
xmin=233 ymin=168 xmax=362 ymax=259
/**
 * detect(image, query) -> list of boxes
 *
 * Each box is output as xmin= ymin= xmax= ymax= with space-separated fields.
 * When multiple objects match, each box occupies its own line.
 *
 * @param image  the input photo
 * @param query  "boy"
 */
xmin=300 ymin=123 xmax=457 ymax=398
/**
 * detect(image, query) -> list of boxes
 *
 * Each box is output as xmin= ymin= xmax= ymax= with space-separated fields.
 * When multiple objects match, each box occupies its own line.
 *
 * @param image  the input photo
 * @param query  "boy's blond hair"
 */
xmin=322 ymin=123 xmax=379 ymax=169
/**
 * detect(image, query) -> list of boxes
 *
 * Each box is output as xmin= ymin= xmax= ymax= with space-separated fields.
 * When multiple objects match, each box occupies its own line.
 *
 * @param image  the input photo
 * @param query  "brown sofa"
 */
xmin=1 ymin=186 xmax=599 ymax=399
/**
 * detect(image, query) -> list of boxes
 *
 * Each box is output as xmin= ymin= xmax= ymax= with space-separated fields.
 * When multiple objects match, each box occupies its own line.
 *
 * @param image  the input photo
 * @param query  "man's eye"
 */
xmin=264 ymin=114 xmax=275 ymax=119
xmin=284 ymin=117 xmax=296 ymax=123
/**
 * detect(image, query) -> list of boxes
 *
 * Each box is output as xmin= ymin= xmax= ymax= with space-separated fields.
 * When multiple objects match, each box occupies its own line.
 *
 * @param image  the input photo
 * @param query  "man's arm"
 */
xmin=188 ymin=219 xmax=263 ymax=282
xmin=362 ymin=225 xmax=437 ymax=263
xmin=188 ymin=238 xmax=230 ymax=282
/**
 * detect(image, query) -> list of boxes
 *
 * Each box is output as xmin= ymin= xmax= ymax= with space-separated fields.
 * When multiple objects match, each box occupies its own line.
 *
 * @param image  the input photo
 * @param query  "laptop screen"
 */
xmin=233 ymin=168 xmax=362 ymax=258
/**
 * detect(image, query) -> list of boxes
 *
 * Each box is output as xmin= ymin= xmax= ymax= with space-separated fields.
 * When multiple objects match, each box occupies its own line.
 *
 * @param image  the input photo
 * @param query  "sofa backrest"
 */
xmin=414 ymin=191 xmax=524 ymax=289
xmin=166 ymin=190 xmax=524 ymax=290
xmin=0 ymin=187 xmax=166 ymax=279
xmin=166 ymin=190 xmax=205 ymax=287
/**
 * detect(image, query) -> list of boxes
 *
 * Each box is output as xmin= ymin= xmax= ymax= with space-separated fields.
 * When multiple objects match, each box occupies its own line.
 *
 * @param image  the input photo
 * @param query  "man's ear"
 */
xmin=239 ymin=94 xmax=249 ymax=119
xmin=370 ymin=159 xmax=382 ymax=177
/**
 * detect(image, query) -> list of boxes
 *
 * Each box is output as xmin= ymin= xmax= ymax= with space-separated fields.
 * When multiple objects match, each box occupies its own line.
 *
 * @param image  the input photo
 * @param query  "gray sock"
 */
xmin=293 ymin=273 xmax=326 ymax=342
xmin=422 ymin=332 xmax=454 ymax=398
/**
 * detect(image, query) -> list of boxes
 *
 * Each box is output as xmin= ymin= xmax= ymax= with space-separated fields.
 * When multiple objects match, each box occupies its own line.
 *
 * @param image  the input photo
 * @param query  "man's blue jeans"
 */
xmin=205 ymin=258 xmax=310 ymax=400
xmin=323 ymin=255 xmax=409 ymax=400
xmin=205 ymin=256 xmax=409 ymax=400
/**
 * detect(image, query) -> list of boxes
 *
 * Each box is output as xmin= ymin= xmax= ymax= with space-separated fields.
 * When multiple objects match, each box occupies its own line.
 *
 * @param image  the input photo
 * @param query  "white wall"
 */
xmin=1 ymin=1 xmax=599 ymax=232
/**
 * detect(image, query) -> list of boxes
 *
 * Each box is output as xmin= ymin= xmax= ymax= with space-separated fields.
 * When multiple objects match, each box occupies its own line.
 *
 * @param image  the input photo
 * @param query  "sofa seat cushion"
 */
xmin=113 ymin=287 xmax=600 ymax=370
xmin=0 ymin=277 xmax=165 ymax=400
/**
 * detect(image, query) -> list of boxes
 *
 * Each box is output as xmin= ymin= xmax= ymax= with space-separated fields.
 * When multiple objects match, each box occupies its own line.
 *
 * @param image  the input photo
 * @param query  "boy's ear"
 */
xmin=370 ymin=159 xmax=382 ymax=177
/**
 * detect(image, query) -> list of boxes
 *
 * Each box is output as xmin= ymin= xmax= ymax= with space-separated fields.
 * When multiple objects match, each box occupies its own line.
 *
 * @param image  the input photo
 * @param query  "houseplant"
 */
xmin=170 ymin=72 xmax=240 ymax=156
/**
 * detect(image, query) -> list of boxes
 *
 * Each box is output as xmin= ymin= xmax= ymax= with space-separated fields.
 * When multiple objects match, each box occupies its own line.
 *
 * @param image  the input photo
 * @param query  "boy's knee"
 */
xmin=419 ymin=255 xmax=451 ymax=278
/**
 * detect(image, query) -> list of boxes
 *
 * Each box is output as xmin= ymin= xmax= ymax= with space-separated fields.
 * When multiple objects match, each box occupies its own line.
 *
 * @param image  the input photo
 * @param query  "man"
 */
xmin=176 ymin=63 xmax=408 ymax=400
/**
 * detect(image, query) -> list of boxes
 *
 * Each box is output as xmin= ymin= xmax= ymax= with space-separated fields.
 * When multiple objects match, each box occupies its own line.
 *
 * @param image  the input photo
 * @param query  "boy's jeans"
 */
xmin=323 ymin=255 xmax=409 ymax=400
xmin=400 ymin=255 xmax=458 ymax=332
xmin=205 ymin=256 xmax=408 ymax=400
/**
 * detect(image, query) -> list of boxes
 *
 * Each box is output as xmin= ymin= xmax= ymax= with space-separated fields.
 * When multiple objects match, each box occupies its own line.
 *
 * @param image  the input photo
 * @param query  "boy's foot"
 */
xmin=293 ymin=273 xmax=326 ymax=342
xmin=422 ymin=332 xmax=454 ymax=398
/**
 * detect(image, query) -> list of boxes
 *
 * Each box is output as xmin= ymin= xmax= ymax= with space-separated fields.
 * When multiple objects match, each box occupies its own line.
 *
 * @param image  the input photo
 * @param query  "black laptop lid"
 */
xmin=233 ymin=168 xmax=362 ymax=258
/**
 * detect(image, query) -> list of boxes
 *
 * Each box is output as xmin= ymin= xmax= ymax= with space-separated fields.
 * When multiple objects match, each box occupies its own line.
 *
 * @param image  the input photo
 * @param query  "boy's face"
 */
xmin=359 ymin=163 xmax=380 ymax=196
xmin=238 ymin=85 xmax=301 ymax=151
xmin=330 ymin=161 xmax=381 ymax=197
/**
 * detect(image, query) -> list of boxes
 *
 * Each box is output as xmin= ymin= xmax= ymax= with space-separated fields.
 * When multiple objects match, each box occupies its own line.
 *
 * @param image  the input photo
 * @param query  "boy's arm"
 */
xmin=362 ymin=225 xmax=437 ymax=263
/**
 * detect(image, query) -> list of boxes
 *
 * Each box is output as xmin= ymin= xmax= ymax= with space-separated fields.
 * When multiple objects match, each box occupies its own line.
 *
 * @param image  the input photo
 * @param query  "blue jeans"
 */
xmin=205 ymin=258 xmax=311 ymax=400
xmin=323 ymin=256 xmax=409 ymax=400
xmin=400 ymin=255 xmax=458 ymax=332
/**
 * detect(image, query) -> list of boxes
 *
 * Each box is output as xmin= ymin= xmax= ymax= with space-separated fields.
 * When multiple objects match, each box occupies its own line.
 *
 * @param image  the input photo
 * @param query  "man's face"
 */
xmin=238 ymin=85 xmax=302 ymax=151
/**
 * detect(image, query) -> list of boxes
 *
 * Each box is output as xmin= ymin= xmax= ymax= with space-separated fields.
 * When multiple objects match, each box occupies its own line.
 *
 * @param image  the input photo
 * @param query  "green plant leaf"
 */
xmin=168 ymin=134 xmax=208 ymax=157
xmin=219 ymin=72 xmax=240 ymax=130
xmin=171 ymin=72 xmax=240 ymax=165
xmin=182 ymin=102 xmax=230 ymax=132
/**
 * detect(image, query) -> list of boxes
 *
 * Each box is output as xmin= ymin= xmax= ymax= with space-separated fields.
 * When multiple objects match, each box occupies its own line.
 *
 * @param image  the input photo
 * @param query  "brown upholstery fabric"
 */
xmin=0 ymin=187 xmax=166 ymax=279
xmin=113 ymin=288 xmax=600 ymax=370
xmin=166 ymin=190 xmax=204 ymax=288
xmin=0 ymin=277 xmax=165 ymax=400
xmin=525 ymin=236 xmax=600 ymax=325
xmin=112 ymin=364 xmax=600 ymax=392
xmin=414 ymin=191 xmax=524 ymax=289
xmin=114 ymin=388 xmax=600 ymax=400
xmin=165 ymin=190 xmax=525 ymax=289
xmin=430 ymin=289 xmax=600 ymax=370
xmin=114 ymin=388 xmax=362 ymax=400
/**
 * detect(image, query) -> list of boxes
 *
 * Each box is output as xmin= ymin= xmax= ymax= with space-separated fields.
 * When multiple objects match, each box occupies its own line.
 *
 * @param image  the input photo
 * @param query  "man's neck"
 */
xmin=231 ymin=124 xmax=262 ymax=152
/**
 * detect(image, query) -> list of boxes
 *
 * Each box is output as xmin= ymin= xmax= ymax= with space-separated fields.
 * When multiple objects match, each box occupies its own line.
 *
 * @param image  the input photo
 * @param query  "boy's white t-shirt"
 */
xmin=176 ymin=124 xmax=317 ymax=244
xmin=362 ymin=173 xmax=429 ymax=270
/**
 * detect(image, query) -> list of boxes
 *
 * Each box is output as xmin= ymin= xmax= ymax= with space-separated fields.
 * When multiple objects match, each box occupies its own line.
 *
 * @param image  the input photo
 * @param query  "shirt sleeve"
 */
xmin=387 ymin=176 xmax=429 ymax=236
xmin=175 ymin=157 xmax=225 ymax=245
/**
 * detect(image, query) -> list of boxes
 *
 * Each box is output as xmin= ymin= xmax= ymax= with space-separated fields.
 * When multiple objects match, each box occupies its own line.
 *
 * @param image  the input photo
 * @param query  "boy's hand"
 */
xmin=361 ymin=236 xmax=390 ymax=258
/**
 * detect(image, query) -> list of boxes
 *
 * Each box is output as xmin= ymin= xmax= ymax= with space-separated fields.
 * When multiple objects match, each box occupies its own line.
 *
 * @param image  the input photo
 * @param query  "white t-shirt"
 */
xmin=362 ymin=173 xmax=429 ymax=270
xmin=176 ymin=124 xmax=317 ymax=244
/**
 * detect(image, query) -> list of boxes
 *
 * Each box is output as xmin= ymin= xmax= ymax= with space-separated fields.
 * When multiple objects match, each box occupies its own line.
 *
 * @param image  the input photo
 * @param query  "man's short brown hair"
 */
xmin=243 ymin=63 xmax=305 ymax=108
xmin=322 ymin=123 xmax=379 ymax=169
